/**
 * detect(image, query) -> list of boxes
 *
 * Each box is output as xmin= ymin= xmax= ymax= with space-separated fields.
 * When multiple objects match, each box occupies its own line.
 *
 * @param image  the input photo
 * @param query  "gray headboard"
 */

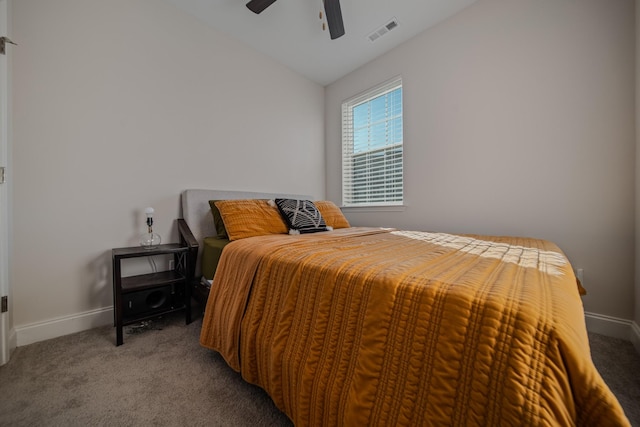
xmin=180 ymin=189 xmax=313 ymax=277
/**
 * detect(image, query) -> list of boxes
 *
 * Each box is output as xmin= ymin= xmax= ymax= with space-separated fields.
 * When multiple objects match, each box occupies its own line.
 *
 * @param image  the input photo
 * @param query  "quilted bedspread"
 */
xmin=200 ymin=227 xmax=629 ymax=426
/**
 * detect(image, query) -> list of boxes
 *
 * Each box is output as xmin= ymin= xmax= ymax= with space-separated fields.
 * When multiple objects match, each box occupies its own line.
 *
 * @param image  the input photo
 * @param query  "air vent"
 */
xmin=368 ymin=17 xmax=399 ymax=42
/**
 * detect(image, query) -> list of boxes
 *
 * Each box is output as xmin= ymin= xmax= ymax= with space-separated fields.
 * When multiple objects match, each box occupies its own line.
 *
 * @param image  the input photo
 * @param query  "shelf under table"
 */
xmin=121 ymin=270 xmax=186 ymax=293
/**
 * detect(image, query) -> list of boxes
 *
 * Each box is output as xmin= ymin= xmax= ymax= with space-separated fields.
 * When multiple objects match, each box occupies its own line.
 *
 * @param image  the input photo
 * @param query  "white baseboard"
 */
xmin=584 ymin=311 xmax=634 ymax=341
xmin=10 ymin=306 xmax=640 ymax=356
xmin=15 ymin=306 xmax=113 ymax=347
xmin=580 ymin=313 xmax=640 ymax=356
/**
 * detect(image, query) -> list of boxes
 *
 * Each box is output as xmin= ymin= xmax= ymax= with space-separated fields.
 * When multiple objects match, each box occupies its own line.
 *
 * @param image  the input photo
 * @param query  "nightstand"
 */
xmin=112 ymin=243 xmax=192 ymax=346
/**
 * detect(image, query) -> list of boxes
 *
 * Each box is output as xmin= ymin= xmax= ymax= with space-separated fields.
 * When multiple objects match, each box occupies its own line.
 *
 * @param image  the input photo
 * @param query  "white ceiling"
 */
xmin=165 ymin=0 xmax=477 ymax=86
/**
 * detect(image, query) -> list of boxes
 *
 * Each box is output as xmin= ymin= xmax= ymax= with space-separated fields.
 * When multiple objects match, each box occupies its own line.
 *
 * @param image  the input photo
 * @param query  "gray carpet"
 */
xmin=0 ymin=312 xmax=292 ymax=427
xmin=0 ymin=311 xmax=638 ymax=426
xmin=588 ymin=332 xmax=640 ymax=426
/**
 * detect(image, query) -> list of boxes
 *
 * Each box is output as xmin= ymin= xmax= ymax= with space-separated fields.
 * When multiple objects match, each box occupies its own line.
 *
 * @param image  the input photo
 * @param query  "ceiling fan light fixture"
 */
xmin=323 ymin=0 xmax=345 ymax=39
xmin=246 ymin=0 xmax=345 ymax=40
xmin=246 ymin=0 xmax=277 ymax=14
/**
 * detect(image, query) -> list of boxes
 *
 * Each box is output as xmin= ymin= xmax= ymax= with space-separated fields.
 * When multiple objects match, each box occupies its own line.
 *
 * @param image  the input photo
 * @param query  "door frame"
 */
xmin=0 ymin=0 xmax=13 ymax=366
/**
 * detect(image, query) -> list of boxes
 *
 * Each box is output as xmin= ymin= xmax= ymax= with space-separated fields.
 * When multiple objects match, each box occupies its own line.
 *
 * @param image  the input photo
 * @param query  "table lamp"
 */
xmin=140 ymin=207 xmax=161 ymax=249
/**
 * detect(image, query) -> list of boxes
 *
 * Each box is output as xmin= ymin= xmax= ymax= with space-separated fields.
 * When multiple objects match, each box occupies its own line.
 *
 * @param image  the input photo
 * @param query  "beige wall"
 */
xmin=9 ymin=0 xmax=638 ymax=341
xmin=326 ymin=0 xmax=636 ymax=320
xmin=11 ymin=0 xmax=324 ymax=327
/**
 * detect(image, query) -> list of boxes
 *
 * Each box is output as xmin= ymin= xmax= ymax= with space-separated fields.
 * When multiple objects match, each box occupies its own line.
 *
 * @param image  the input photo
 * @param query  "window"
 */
xmin=342 ymin=77 xmax=403 ymax=207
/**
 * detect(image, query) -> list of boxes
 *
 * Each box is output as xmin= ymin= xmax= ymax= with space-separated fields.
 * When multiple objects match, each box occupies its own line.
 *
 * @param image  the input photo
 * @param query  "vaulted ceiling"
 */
xmin=165 ymin=0 xmax=477 ymax=86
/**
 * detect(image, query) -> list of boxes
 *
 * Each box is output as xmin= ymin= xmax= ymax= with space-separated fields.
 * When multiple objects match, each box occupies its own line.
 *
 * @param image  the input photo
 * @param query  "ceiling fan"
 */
xmin=246 ymin=0 xmax=345 ymax=40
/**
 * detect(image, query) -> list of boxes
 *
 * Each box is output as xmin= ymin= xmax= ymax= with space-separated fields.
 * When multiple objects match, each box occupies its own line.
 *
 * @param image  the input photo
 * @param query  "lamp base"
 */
xmin=140 ymin=232 xmax=161 ymax=249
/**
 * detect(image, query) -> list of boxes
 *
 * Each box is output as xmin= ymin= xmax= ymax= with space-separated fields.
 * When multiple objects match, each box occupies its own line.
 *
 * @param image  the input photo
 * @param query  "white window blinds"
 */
xmin=342 ymin=77 xmax=403 ymax=206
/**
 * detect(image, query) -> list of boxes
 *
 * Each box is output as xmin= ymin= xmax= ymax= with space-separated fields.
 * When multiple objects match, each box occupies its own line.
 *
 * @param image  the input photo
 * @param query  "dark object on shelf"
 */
xmin=122 ymin=284 xmax=183 ymax=318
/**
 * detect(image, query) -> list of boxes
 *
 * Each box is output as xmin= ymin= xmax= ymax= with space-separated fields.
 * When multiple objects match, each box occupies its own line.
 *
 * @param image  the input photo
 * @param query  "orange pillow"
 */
xmin=214 ymin=199 xmax=288 ymax=241
xmin=314 ymin=201 xmax=350 ymax=229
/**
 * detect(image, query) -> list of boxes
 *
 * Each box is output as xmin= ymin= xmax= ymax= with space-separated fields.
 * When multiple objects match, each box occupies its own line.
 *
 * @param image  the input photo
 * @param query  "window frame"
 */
xmin=341 ymin=76 xmax=404 ymax=207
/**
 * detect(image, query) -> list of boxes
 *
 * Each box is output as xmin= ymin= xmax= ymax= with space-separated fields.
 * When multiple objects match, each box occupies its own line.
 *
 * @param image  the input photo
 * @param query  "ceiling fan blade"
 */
xmin=246 ymin=0 xmax=277 ymax=14
xmin=324 ymin=0 xmax=345 ymax=40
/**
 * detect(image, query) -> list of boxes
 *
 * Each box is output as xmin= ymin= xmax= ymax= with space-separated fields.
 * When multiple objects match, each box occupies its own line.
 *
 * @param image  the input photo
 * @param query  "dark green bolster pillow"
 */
xmin=201 ymin=236 xmax=230 ymax=280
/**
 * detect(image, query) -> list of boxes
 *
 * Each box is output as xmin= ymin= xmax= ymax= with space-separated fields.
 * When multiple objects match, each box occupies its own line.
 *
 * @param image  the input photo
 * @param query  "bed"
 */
xmin=179 ymin=189 xmax=629 ymax=426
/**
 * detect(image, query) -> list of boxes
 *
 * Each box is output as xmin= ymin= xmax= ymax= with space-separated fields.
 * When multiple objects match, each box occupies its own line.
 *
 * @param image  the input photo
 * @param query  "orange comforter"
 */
xmin=200 ymin=227 xmax=629 ymax=426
